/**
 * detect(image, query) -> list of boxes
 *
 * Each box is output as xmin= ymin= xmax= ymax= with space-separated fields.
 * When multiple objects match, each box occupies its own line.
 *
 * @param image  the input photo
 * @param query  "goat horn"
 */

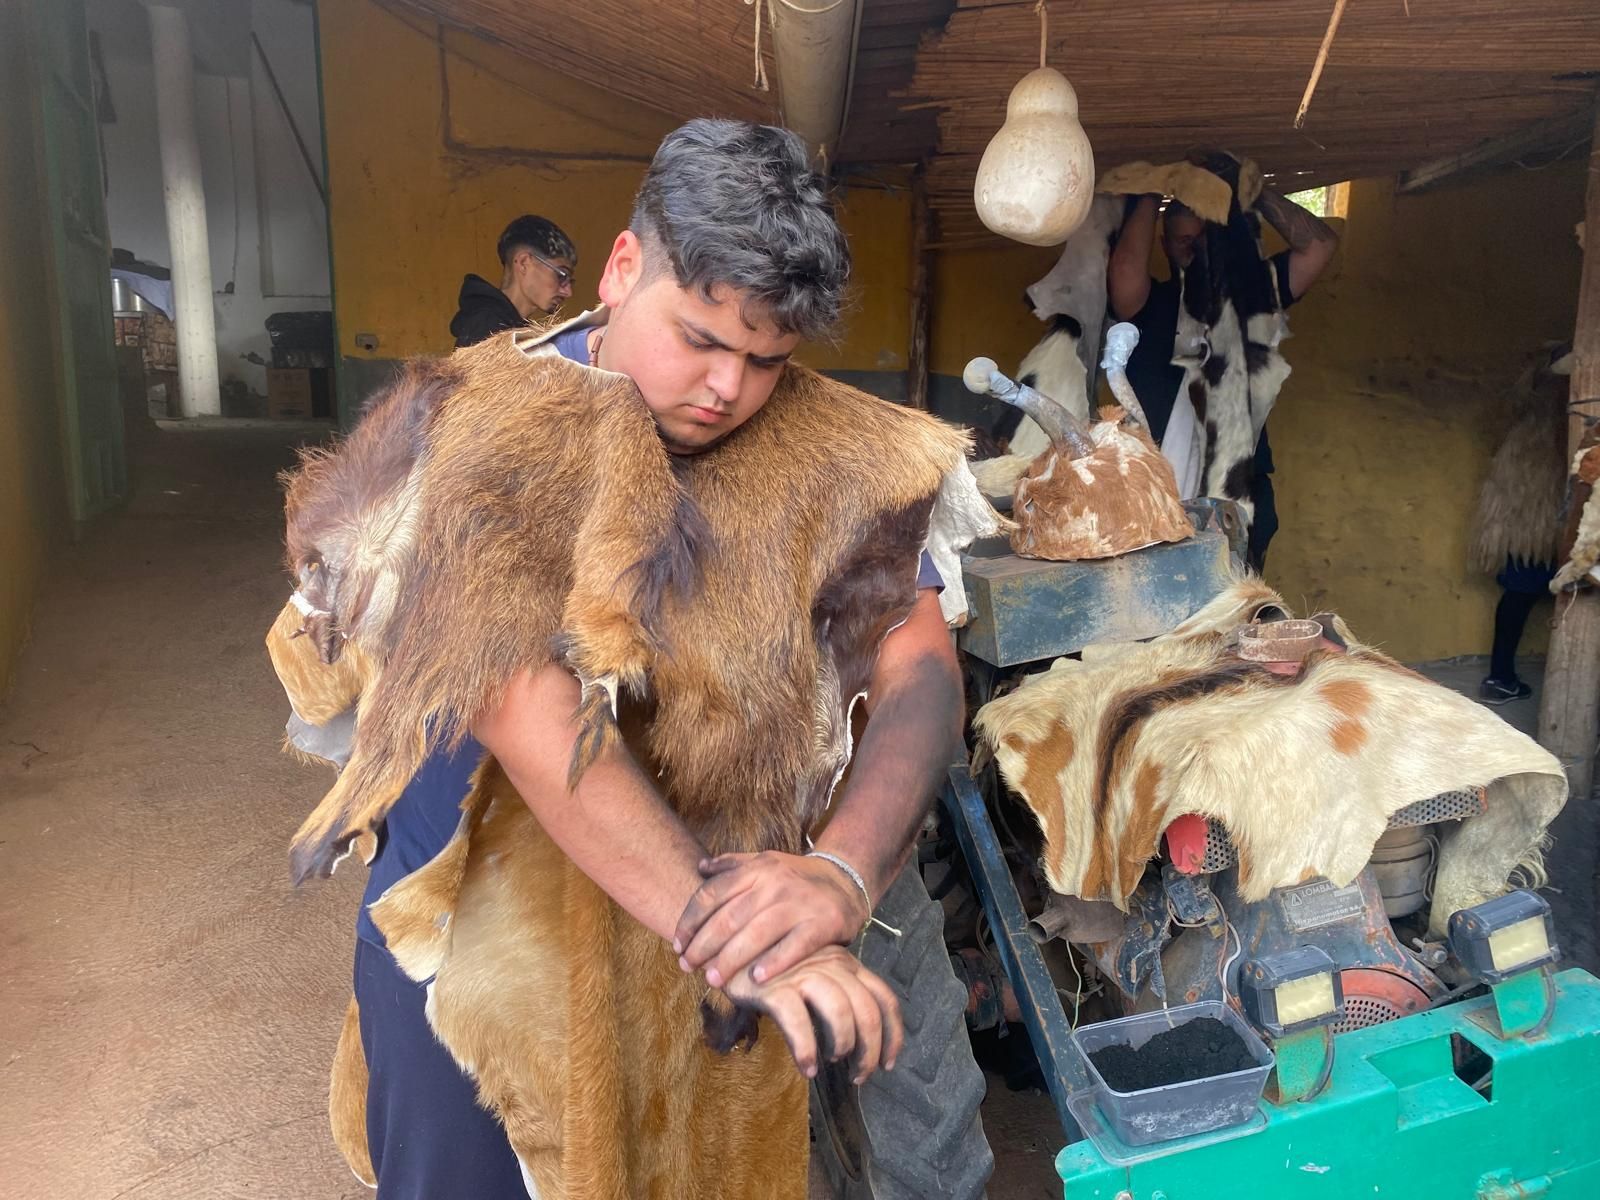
xmin=1099 ymin=322 xmax=1151 ymax=429
xmin=962 ymin=357 xmax=1095 ymax=459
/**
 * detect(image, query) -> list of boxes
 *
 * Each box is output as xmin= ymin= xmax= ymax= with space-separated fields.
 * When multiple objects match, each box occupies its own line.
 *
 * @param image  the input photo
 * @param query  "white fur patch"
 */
xmin=1024 ymin=194 xmax=1122 ymax=370
xmin=924 ymin=458 xmax=1007 ymax=626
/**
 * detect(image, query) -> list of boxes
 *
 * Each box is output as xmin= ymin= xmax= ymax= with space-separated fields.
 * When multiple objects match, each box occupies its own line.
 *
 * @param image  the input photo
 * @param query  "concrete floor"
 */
xmin=0 ymin=423 xmax=1593 ymax=1199
xmin=0 ymin=423 xmax=367 ymax=1199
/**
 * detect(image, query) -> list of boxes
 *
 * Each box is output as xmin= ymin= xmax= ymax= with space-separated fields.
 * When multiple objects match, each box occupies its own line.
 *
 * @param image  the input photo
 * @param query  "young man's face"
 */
xmin=507 ymin=247 xmax=574 ymax=316
xmin=596 ymin=231 xmax=800 ymax=455
xmin=1161 ymin=209 xmax=1206 ymax=271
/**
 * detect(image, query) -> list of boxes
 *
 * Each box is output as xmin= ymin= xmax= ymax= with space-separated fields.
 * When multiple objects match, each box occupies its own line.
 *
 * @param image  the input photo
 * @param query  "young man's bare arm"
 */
xmin=1108 ymin=194 xmax=1160 ymax=320
xmin=474 ymin=663 xmax=707 ymax=941
xmin=1255 ymin=187 xmax=1339 ymax=300
xmin=674 ymin=589 xmax=963 ymax=987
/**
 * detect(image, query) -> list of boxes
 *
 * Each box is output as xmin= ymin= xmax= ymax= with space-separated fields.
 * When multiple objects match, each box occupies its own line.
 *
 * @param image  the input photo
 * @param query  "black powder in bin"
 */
xmin=1088 ymin=1016 xmax=1254 ymax=1092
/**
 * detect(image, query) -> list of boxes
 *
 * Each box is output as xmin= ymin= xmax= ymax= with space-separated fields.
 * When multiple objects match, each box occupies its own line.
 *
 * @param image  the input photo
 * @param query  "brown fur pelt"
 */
xmin=281 ymin=334 xmax=968 ymax=882
xmin=1468 ymin=385 xmax=1565 ymax=574
xmin=270 ymin=331 xmax=974 ymax=1195
xmin=974 ymin=581 xmax=1567 ymax=938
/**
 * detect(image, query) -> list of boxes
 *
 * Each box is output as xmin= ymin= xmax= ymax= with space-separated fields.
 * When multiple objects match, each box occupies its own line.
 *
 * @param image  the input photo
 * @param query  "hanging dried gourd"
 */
xmin=972 ymin=3 xmax=1095 ymax=246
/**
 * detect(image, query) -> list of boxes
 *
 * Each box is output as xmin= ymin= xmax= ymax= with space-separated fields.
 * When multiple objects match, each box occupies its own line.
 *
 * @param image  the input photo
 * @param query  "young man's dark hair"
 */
xmin=627 ymin=118 xmax=849 ymax=341
xmin=496 ymin=215 xmax=577 ymax=270
xmin=449 ymin=214 xmax=577 ymax=347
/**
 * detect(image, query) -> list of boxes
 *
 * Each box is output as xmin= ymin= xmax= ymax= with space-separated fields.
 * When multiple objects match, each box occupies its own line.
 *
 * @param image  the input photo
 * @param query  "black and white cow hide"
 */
xmin=983 ymin=193 xmax=1121 ymax=470
xmin=1023 ymin=194 xmax=1124 ymax=377
xmin=1172 ymin=162 xmax=1291 ymax=529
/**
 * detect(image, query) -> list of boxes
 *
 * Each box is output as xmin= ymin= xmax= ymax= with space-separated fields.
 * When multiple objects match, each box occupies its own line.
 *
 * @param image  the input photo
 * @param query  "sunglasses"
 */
xmin=525 ymin=251 xmax=574 ymax=289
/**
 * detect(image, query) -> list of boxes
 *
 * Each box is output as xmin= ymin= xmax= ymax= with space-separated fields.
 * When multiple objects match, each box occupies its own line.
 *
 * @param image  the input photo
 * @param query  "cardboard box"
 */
xmin=267 ymin=367 xmax=314 ymax=419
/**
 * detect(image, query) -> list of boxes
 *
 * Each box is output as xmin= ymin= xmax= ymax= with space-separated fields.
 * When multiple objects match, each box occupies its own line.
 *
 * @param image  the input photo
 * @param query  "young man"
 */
xmin=1108 ymin=187 xmax=1339 ymax=570
xmin=332 ymin=120 xmax=960 ymax=1198
xmin=449 ymin=214 xmax=577 ymax=347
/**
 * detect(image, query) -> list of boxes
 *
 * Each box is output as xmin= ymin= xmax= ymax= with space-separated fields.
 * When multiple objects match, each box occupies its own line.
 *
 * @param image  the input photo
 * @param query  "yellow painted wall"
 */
xmin=0 ymin=5 xmax=67 ymax=690
xmin=316 ymin=0 xmax=913 ymax=375
xmin=1268 ymin=166 xmax=1584 ymax=661
xmin=929 ymin=242 xmax=1060 ymax=378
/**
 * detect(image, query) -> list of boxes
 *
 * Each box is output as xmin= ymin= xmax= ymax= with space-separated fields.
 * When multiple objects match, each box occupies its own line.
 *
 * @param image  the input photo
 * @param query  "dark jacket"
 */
xmin=449 ymin=274 xmax=525 ymax=347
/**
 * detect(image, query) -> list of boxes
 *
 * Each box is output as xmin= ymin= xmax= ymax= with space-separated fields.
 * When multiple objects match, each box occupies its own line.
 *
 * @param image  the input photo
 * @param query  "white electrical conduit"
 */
xmin=746 ymin=0 xmax=865 ymax=166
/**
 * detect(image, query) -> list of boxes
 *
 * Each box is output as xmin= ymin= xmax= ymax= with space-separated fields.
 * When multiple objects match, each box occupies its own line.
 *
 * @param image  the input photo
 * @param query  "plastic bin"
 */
xmin=1071 ymin=1000 xmax=1273 ymax=1147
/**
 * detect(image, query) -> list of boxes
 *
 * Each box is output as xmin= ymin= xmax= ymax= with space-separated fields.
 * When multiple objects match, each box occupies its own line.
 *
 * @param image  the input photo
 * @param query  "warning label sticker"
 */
xmin=1277 ymin=878 xmax=1365 ymax=931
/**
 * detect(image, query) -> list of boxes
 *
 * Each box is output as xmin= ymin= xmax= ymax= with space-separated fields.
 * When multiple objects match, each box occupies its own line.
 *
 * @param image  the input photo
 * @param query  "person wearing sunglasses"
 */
xmin=449 ymin=214 xmax=577 ymax=347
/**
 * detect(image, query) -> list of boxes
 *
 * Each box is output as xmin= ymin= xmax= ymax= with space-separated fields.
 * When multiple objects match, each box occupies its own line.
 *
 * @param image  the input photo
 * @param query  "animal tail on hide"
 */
xmin=329 ymin=995 xmax=376 ymax=1187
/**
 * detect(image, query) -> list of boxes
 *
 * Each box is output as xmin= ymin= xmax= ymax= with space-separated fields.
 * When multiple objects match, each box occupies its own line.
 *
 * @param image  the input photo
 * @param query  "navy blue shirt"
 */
xmin=355 ymin=348 xmax=945 ymax=946
xmin=1123 ymin=251 xmax=1294 ymax=475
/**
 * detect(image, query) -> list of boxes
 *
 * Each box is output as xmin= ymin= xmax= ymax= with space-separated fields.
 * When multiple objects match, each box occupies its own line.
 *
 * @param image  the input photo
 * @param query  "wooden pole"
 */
xmin=908 ymin=165 xmax=932 ymax=411
xmin=1537 ymin=98 xmax=1600 ymax=799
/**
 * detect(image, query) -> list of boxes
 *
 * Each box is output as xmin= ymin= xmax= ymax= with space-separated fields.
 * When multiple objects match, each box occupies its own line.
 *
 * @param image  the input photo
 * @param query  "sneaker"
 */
xmin=1479 ymin=677 xmax=1532 ymax=705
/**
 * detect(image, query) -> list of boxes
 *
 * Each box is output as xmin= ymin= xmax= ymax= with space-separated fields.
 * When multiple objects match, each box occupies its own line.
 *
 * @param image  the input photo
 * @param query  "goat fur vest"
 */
xmin=266 ymin=331 xmax=980 ymax=1196
xmin=974 ymin=579 xmax=1566 ymax=939
xmin=1468 ymin=385 xmax=1565 ymax=574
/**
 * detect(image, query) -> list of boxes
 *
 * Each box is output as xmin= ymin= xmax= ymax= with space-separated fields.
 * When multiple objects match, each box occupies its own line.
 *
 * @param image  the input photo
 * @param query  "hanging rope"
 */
xmin=1035 ymin=0 xmax=1048 ymax=69
xmin=745 ymin=0 xmax=770 ymax=91
xmin=743 ymin=0 xmax=851 ymax=93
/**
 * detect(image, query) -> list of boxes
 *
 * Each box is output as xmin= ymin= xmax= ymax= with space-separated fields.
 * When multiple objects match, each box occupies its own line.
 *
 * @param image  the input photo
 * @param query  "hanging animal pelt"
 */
xmin=268 ymin=331 xmax=988 ymax=1197
xmin=1468 ymin=355 xmax=1569 ymax=574
xmin=1171 ymin=154 xmax=1291 ymax=531
xmin=975 ymin=579 xmax=1567 ymax=939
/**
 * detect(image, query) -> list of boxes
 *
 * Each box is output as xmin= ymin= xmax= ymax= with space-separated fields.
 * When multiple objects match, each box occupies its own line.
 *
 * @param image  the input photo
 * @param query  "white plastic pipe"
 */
xmin=768 ymin=0 xmax=863 ymax=165
xmin=148 ymin=4 xmax=221 ymax=417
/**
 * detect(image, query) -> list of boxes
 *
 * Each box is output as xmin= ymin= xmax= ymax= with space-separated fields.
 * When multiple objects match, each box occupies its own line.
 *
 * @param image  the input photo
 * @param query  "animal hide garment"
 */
xmin=1468 ymin=369 xmax=1566 ymax=574
xmin=269 ymin=332 xmax=986 ymax=1197
xmin=1170 ymin=158 xmax=1290 ymax=532
xmin=975 ymin=580 xmax=1567 ymax=939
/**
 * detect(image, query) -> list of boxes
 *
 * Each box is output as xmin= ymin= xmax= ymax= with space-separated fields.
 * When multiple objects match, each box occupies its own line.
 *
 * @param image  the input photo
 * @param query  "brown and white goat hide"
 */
xmin=269 ymin=331 xmax=975 ymax=1197
xmin=1170 ymin=157 xmax=1291 ymax=531
xmin=975 ymin=580 xmax=1566 ymax=938
xmin=1009 ymin=408 xmax=1193 ymax=561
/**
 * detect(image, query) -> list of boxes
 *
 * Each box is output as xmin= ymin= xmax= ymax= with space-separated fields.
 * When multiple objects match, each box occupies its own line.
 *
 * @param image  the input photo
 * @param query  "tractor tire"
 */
xmin=809 ymin=861 xmax=993 ymax=1199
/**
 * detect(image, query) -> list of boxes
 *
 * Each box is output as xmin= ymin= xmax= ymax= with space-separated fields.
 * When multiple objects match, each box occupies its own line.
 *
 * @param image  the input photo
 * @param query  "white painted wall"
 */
xmin=91 ymin=0 xmax=330 ymax=398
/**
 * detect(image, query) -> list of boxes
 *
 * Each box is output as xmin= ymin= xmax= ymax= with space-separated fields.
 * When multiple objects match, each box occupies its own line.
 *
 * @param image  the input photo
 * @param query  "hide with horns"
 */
xmin=266 ymin=330 xmax=986 ymax=1196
